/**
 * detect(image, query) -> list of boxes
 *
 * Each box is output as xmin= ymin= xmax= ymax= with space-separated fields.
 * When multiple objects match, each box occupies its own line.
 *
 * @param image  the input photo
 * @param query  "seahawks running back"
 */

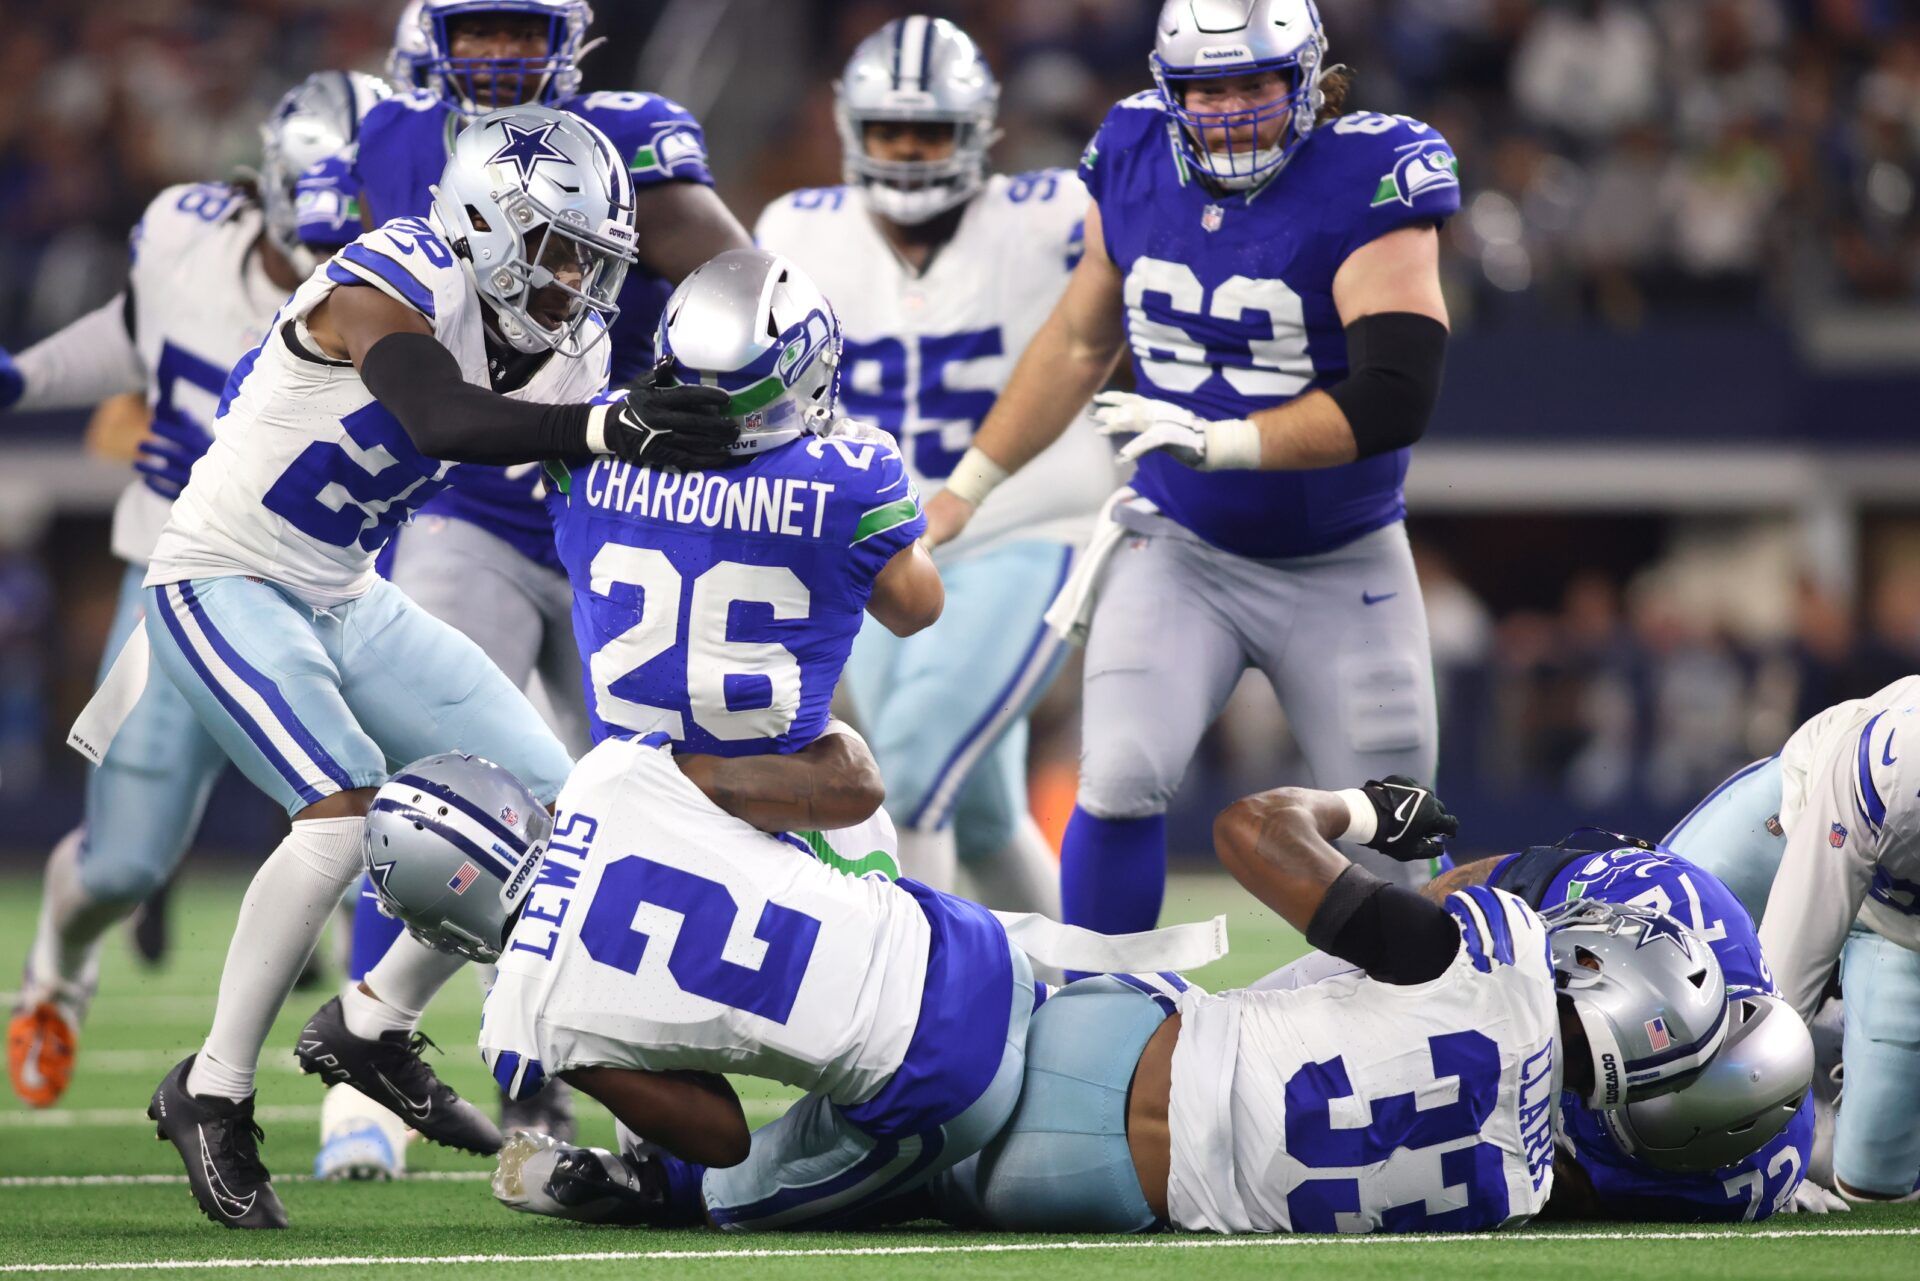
xmin=924 ymin=0 xmax=1458 ymax=939
xmin=4 ymin=72 xmax=388 ymax=1111
xmin=546 ymin=248 xmax=944 ymax=756
xmin=755 ymin=16 xmax=1114 ymax=907
xmin=1428 ymin=835 xmax=1815 ymax=1221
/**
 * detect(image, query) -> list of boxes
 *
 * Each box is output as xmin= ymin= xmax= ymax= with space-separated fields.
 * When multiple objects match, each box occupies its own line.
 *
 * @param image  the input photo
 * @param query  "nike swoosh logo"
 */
xmin=1393 ymin=792 xmax=1419 ymax=824
xmin=1884 ymin=731 xmax=1897 ymax=768
xmin=375 ymin=1068 xmax=433 ymax=1120
xmin=1362 ymin=591 xmax=1398 ymax=606
xmin=198 ymin=1124 xmax=258 ymax=1218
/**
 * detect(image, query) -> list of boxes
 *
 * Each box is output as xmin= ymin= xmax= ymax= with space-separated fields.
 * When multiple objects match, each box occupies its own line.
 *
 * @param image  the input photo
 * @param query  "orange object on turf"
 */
xmin=7 ymin=1002 xmax=78 ymax=1108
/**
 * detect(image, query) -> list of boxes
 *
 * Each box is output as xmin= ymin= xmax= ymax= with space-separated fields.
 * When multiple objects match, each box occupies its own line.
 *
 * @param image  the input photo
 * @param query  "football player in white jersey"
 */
xmin=129 ymin=105 xmax=741 ymax=1229
xmin=754 ymin=16 xmax=1114 ymax=907
xmin=3 ymin=72 xmax=390 ymax=1110
xmin=1663 ymin=675 xmax=1920 ymax=1202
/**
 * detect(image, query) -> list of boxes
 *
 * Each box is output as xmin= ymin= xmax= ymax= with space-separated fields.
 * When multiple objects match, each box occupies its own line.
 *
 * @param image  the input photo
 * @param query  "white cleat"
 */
xmin=315 ymin=1083 xmax=413 ymax=1181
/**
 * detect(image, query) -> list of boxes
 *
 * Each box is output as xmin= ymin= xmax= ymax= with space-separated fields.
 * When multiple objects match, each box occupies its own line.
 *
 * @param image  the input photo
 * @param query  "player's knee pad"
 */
xmin=75 ymin=833 xmax=175 ymax=905
xmin=1075 ymin=737 xmax=1181 ymax=820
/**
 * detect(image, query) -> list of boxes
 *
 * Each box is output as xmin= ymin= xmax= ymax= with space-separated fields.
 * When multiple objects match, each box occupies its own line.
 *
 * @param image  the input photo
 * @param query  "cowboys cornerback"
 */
xmin=1426 ymin=834 xmax=1816 ymax=1221
xmin=925 ymin=0 xmax=1458 ymax=938
xmin=755 ymin=16 xmax=1114 ymax=908
xmin=3 ymin=72 xmax=388 ymax=1111
xmin=130 ymin=105 xmax=737 ymax=1229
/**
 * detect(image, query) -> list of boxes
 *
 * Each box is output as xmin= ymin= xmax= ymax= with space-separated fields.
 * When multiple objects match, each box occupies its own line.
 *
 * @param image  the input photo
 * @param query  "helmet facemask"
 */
xmin=420 ymin=1 xmax=593 ymax=115
xmin=1153 ymin=48 xmax=1323 ymax=192
xmin=836 ymin=108 xmax=998 ymax=225
xmin=459 ymin=191 xmax=632 ymax=357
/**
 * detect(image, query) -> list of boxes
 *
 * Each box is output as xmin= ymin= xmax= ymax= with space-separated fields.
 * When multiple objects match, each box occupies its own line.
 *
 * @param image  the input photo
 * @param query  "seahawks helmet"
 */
xmin=258 ymin=71 xmax=392 ymax=274
xmin=363 ymin=754 xmax=552 ymax=964
xmin=654 ymin=249 xmax=841 ymax=454
xmin=1151 ymin=0 xmax=1329 ymax=191
xmin=1546 ymin=898 xmax=1729 ymax=1109
xmin=388 ymin=0 xmax=434 ymax=90
xmin=834 ymin=16 xmax=1001 ymax=225
xmin=417 ymin=0 xmax=597 ymax=114
xmin=1601 ymin=993 xmax=1813 ymax=1173
xmin=430 ymin=105 xmax=636 ymax=357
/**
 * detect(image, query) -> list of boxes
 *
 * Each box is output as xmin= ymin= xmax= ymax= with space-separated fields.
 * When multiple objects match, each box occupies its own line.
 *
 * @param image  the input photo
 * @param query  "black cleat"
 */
xmin=294 ymin=996 xmax=501 ymax=1155
xmin=147 ymin=1056 xmax=287 ymax=1230
xmin=500 ymin=1076 xmax=576 ymax=1143
xmin=493 ymin=1131 xmax=695 ymax=1225
xmin=129 ymin=880 xmax=173 ymax=969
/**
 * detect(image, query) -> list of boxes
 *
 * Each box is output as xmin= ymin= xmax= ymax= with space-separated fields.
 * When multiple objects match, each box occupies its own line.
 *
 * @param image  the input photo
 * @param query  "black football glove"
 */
xmin=1356 ymin=775 xmax=1458 ymax=863
xmin=598 ymin=377 xmax=738 ymax=471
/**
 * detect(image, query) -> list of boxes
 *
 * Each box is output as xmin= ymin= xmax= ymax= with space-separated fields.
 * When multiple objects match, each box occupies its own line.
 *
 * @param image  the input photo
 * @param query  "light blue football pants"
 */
xmin=844 ymin=540 xmax=1073 ymax=860
xmin=144 ymin=574 xmax=572 ymax=816
xmin=928 ymin=975 xmax=1168 ymax=1232
xmin=72 ymin=563 xmax=229 ymax=904
xmin=1668 ymin=756 xmax=1920 ymax=1196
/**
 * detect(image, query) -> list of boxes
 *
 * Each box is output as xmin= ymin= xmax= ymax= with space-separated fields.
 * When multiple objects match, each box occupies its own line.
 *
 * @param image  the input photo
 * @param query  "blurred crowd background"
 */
xmin=4 ymin=0 xmax=1920 ymax=863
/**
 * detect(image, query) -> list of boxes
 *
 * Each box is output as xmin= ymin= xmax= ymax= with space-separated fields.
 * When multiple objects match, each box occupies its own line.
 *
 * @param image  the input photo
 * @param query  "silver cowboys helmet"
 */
xmin=834 ymin=16 xmax=1001 ymax=225
xmin=654 ymin=248 xmax=841 ymax=454
xmin=1601 ymin=993 xmax=1813 ymax=1173
xmin=363 ymin=753 xmax=552 ymax=964
xmin=1545 ymin=898 xmax=1729 ymax=1109
xmin=388 ymin=0 xmax=435 ymax=90
xmin=258 ymin=71 xmax=392 ymax=275
xmin=1152 ymin=0 xmax=1329 ymax=191
xmin=430 ymin=105 xmax=636 ymax=358
xmin=417 ymin=0 xmax=597 ymax=114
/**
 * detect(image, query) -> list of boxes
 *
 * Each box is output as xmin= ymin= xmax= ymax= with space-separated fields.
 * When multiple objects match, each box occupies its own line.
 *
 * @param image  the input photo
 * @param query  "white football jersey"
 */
xmin=1167 ymin=886 xmax=1561 ymax=1234
xmin=146 ymin=215 xmax=609 ymax=607
xmin=480 ymin=734 xmax=931 ymax=1104
xmin=1761 ymin=674 xmax=1920 ymax=1017
xmin=117 ymin=183 xmax=287 ymax=563
xmin=754 ymin=174 xmax=1117 ymax=563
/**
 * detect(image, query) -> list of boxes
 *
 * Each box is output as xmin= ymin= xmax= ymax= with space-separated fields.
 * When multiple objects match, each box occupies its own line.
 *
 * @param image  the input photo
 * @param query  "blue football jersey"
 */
xmin=1490 ymin=843 xmax=1816 ymax=1222
xmin=332 ymin=89 xmax=714 ymax=568
xmin=1081 ymin=92 xmax=1459 ymax=559
xmin=546 ymin=426 xmax=925 ymax=756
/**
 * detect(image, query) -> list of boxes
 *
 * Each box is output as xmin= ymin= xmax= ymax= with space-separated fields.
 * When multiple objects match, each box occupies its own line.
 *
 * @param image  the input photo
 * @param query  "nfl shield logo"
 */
xmin=447 ymin=861 xmax=480 ymax=895
xmin=1831 ymin=823 xmax=1848 ymax=848
xmin=1644 ymin=1017 xmax=1671 ymax=1052
xmin=500 ymin=806 xmax=520 ymax=828
xmin=1201 ymin=203 xmax=1224 ymax=233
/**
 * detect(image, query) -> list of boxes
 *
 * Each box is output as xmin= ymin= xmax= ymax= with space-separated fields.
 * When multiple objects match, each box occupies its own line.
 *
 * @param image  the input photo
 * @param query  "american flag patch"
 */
xmin=1645 ymin=1016 xmax=1671 ymax=1052
xmin=447 ymin=861 xmax=480 ymax=895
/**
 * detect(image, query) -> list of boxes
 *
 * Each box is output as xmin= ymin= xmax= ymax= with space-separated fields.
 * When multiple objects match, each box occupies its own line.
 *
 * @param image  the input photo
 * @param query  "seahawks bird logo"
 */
xmin=1372 ymin=141 xmax=1458 ymax=208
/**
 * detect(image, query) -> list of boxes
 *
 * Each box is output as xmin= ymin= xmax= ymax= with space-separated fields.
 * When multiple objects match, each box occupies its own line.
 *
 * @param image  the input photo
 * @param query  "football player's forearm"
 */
xmin=1247 ymin=391 xmax=1363 ymax=470
xmin=1418 ymin=855 xmax=1502 ymax=904
xmin=11 ymin=294 xmax=146 ymax=412
xmin=678 ymin=736 xmax=885 ymax=833
xmin=1212 ymin=787 xmax=1355 ymax=932
xmin=971 ymin=295 xmax=1123 ymax=474
xmin=866 ymin=544 xmax=943 ymax=636
xmin=358 ymin=331 xmax=593 ymax=464
xmin=1756 ymin=829 xmax=1868 ymax=1020
xmin=563 ymin=1066 xmax=749 ymax=1168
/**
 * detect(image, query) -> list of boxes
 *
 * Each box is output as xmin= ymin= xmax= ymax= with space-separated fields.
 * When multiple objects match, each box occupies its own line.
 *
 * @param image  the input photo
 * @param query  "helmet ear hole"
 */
xmin=466 ymin=205 xmax=491 ymax=233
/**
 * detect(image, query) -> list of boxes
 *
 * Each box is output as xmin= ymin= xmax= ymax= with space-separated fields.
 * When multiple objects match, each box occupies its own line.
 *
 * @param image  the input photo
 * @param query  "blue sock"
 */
xmin=653 ymin=1152 xmax=707 ymax=1226
xmin=1061 ymin=808 xmax=1167 ymax=939
xmin=348 ymin=875 xmax=406 ymax=982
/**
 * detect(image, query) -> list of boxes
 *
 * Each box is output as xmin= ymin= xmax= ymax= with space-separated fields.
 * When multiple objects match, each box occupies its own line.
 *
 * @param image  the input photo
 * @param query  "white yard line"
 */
xmin=75 ymin=1052 xmax=302 ymax=1075
xmin=0 ymin=1227 xmax=1914 ymax=1273
xmin=0 ymin=1172 xmax=489 ymax=1188
xmin=0 ymin=1105 xmax=320 ymax=1130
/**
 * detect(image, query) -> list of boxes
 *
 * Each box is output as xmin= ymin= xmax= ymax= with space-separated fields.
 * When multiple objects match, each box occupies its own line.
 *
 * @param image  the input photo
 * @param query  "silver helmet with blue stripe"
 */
xmin=388 ymin=0 xmax=435 ymax=90
xmin=1151 ymin=0 xmax=1328 ymax=191
xmin=430 ymin=104 xmax=636 ymax=357
xmin=654 ymin=248 xmax=841 ymax=455
xmin=1545 ymin=898 xmax=1730 ymax=1109
xmin=1601 ymin=992 xmax=1813 ymax=1173
xmin=258 ymin=71 xmax=392 ymax=274
xmin=363 ymin=753 xmax=552 ymax=963
xmin=834 ymin=16 xmax=1001 ymax=225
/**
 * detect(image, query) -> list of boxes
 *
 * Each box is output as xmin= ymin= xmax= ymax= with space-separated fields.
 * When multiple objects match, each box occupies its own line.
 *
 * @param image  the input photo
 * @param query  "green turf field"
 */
xmin=1 ymin=870 xmax=1914 ymax=1279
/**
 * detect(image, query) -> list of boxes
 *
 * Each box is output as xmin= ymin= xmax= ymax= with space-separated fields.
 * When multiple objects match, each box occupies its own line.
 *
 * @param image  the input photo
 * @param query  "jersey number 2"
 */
xmin=580 ymin=854 xmax=821 ymax=1023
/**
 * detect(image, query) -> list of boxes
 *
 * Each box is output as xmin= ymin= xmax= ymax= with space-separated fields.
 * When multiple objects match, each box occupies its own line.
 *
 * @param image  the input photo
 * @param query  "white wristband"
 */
xmin=584 ymin=403 xmax=613 ymax=455
xmin=1335 ymin=787 xmax=1377 ymax=845
xmin=1204 ymin=418 xmax=1262 ymax=471
xmin=944 ymin=446 xmax=1010 ymax=507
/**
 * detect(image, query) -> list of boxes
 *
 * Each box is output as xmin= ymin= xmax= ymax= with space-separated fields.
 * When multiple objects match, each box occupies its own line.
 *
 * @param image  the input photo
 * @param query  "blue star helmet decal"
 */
xmin=487 ymin=118 xmax=570 ymax=185
xmin=1635 ymin=911 xmax=1694 ymax=958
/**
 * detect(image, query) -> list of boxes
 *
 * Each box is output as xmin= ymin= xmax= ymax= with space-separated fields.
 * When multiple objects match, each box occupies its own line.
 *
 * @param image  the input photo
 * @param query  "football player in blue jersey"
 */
xmin=924 ymin=0 xmax=1457 ymax=939
xmin=298 ymin=0 xmax=753 ymax=1158
xmin=1419 ymin=832 xmax=1820 ymax=1221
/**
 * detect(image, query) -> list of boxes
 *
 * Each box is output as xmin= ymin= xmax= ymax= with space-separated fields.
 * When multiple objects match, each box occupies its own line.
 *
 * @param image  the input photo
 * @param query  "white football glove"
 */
xmin=1091 ymin=391 xmax=1261 ymax=471
xmin=1787 ymin=1180 xmax=1851 ymax=1214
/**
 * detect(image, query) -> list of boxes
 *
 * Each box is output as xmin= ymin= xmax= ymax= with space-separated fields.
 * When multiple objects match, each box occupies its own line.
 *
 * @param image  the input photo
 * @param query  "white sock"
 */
xmin=898 ymin=827 xmax=959 ymax=892
xmin=27 ymin=829 xmax=108 ymax=1005
xmin=186 ymin=817 xmax=364 ymax=1102
xmin=351 ymin=931 xmax=466 ymax=1039
xmin=961 ymin=815 xmax=1062 ymax=918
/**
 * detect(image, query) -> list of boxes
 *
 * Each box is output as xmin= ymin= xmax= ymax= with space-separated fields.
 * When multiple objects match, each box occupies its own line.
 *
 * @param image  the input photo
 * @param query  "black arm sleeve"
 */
xmin=1324 ymin=311 xmax=1448 ymax=458
xmin=1304 ymin=864 xmax=1462 ymax=985
xmin=359 ymin=331 xmax=593 ymax=465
